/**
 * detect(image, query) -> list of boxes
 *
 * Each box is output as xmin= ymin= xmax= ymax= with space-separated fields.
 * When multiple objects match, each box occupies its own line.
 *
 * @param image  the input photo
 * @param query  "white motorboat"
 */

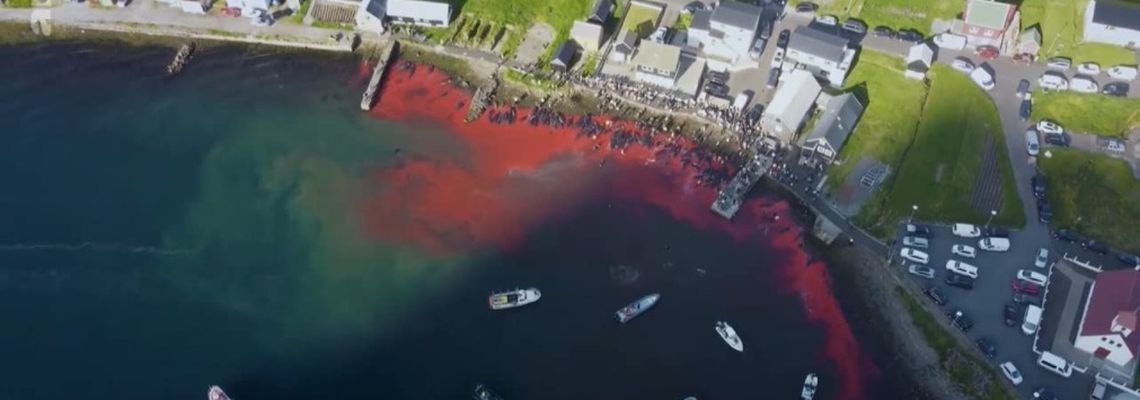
xmin=488 ymin=288 xmax=541 ymax=310
xmin=801 ymin=373 xmax=818 ymax=400
xmin=715 ymin=321 xmax=743 ymax=352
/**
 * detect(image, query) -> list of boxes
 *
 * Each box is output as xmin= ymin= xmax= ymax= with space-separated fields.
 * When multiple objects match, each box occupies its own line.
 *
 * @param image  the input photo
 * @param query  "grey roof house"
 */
xmin=785 ymin=26 xmax=856 ymax=87
xmin=799 ymin=93 xmax=865 ymax=162
xmin=587 ymin=0 xmax=613 ymax=25
xmin=550 ymin=40 xmax=578 ymax=72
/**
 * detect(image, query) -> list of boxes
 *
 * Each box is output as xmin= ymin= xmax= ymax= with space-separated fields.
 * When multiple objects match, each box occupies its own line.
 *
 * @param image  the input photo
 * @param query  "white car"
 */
xmin=1018 ymin=269 xmax=1049 ymax=286
xmin=1077 ymin=62 xmax=1101 ymax=75
xmin=970 ymin=67 xmax=995 ymax=91
xmin=771 ymin=48 xmax=785 ymax=69
xmin=1071 ymin=76 xmax=1099 ymax=93
xmin=815 ymin=15 xmax=838 ymax=25
xmin=1026 ymin=129 xmax=1040 ymax=156
xmin=1000 ymin=362 xmax=1023 ymax=385
xmin=952 ymin=223 xmax=982 ymax=238
xmin=952 ymin=244 xmax=977 ymax=259
xmin=1036 ymin=120 xmax=1064 ymax=135
xmin=1108 ymin=65 xmax=1138 ymax=81
xmin=1035 ymin=248 xmax=1049 ymax=268
xmin=900 ymin=247 xmax=930 ymax=264
xmin=1046 ymin=57 xmax=1071 ymax=71
xmin=934 ymin=33 xmax=968 ymax=50
xmin=908 ymin=264 xmax=935 ymax=279
xmin=946 ymin=260 xmax=980 ymax=278
xmin=951 ymin=57 xmax=975 ymax=74
xmin=903 ymin=236 xmax=930 ymax=249
xmin=1038 ymin=73 xmax=1069 ymax=91
xmin=979 ymin=237 xmax=1011 ymax=252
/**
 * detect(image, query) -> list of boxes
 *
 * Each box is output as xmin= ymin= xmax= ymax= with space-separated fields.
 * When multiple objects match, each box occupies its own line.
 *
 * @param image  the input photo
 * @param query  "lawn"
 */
xmin=818 ymin=0 xmax=959 ymax=34
xmin=895 ymin=287 xmax=1017 ymax=400
xmin=1032 ymin=90 xmax=1140 ymax=137
xmin=1039 ymin=149 xmax=1140 ymax=253
xmin=445 ymin=0 xmax=593 ymax=56
xmin=1019 ymin=0 xmax=1138 ymax=66
xmin=620 ymin=2 xmax=662 ymax=38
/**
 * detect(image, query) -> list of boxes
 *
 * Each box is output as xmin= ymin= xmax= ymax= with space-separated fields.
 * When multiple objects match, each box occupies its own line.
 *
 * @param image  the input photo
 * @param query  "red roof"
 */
xmin=1081 ymin=269 xmax=1140 ymax=356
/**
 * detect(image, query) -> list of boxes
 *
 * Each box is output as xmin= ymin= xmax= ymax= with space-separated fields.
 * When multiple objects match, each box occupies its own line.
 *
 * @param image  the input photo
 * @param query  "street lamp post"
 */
xmin=985 ymin=210 xmax=997 ymax=228
xmin=908 ymin=205 xmax=919 ymax=223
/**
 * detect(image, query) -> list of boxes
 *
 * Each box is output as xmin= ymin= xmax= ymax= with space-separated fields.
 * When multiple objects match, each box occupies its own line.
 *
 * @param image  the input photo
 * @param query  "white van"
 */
xmin=1022 ymin=304 xmax=1042 ymax=335
xmin=979 ymin=237 xmax=1011 ymax=252
xmin=970 ymin=67 xmax=995 ymax=91
xmin=933 ymin=33 xmax=967 ymax=50
xmin=946 ymin=260 xmax=979 ymax=278
xmin=1071 ymin=76 xmax=1099 ymax=93
xmin=1037 ymin=351 xmax=1073 ymax=378
xmin=1039 ymin=73 xmax=1069 ymax=91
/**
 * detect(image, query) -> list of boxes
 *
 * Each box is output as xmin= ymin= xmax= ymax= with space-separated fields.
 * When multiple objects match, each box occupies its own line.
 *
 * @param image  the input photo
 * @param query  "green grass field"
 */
xmin=818 ymin=0 xmax=959 ymax=33
xmin=1040 ymin=149 xmax=1140 ymax=253
xmin=443 ymin=0 xmax=593 ymax=57
xmin=827 ymin=51 xmax=928 ymax=191
xmin=620 ymin=2 xmax=662 ymax=38
xmin=1032 ymin=91 xmax=1140 ymax=137
xmin=1020 ymin=0 xmax=1138 ymax=66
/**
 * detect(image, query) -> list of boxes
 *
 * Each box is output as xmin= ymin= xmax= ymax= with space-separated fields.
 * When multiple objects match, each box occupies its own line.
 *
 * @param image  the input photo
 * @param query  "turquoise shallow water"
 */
xmin=0 ymin=42 xmax=912 ymax=400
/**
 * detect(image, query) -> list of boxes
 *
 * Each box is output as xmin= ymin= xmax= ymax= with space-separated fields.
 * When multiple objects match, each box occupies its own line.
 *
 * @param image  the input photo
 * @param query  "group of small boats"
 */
xmin=486 ymin=288 xmax=820 ymax=399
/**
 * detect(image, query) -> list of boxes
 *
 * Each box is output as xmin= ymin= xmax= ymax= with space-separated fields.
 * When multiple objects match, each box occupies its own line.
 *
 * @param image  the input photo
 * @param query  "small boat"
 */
xmin=472 ymin=383 xmax=504 ymax=400
xmin=488 ymin=288 xmax=541 ymax=310
xmin=715 ymin=321 xmax=744 ymax=352
xmin=801 ymin=373 xmax=818 ymax=400
xmin=208 ymin=385 xmax=231 ymax=400
xmin=615 ymin=293 xmax=660 ymax=323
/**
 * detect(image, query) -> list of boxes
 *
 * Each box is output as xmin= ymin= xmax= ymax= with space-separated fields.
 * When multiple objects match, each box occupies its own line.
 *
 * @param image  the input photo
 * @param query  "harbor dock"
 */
xmin=710 ymin=154 xmax=773 ymax=219
xmin=166 ymin=42 xmax=195 ymax=75
xmin=360 ymin=41 xmax=399 ymax=111
xmin=464 ymin=73 xmax=499 ymax=123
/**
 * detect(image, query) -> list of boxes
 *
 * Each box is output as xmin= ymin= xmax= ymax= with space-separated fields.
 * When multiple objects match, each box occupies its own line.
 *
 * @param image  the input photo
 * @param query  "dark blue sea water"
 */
xmin=0 ymin=41 xmax=911 ymax=400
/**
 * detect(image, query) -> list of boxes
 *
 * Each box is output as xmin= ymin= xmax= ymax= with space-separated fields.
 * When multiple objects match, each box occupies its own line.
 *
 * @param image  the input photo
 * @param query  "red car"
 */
xmin=1011 ymin=279 xmax=1041 ymax=295
xmin=975 ymin=46 xmax=999 ymax=60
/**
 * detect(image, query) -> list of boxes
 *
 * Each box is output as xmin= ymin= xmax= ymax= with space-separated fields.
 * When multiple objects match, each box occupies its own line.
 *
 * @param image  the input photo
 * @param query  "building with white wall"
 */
xmin=949 ymin=0 xmax=1020 ymax=54
xmin=761 ymin=69 xmax=822 ymax=143
xmin=785 ymin=26 xmax=856 ymax=87
xmin=1075 ymin=269 xmax=1140 ymax=368
xmin=355 ymin=0 xmax=451 ymax=33
xmin=1083 ymin=0 xmax=1140 ymax=48
xmin=686 ymin=2 xmax=761 ymax=70
xmin=632 ymin=41 xmax=681 ymax=88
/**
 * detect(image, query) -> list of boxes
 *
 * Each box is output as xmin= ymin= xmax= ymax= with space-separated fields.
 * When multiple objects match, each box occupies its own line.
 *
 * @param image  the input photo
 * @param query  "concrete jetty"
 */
xmin=166 ymin=42 xmax=195 ymax=75
xmin=464 ymin=74 xmax=499 ymax=123
xmin=711 ymin=153 xmax=774 ymax=219
xmin=360 ymin=40 xmax=399 ymax=111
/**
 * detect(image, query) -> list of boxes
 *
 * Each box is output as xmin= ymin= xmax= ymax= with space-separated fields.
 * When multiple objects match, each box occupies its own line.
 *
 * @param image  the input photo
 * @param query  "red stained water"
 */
xmin=361 ymin=63 xmax=878 ymax=399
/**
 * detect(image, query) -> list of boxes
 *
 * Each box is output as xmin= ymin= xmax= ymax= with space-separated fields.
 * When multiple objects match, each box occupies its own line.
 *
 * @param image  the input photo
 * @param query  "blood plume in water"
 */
xmin=361 ymin=63 xmax=878 ymax=399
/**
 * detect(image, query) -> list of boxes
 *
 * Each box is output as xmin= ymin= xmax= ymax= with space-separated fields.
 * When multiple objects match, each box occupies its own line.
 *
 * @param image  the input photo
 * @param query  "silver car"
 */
xmin=903 ymin=236 xmax=930 ymax=249
xmin=908 ymin=264 xmax=935 ymax=279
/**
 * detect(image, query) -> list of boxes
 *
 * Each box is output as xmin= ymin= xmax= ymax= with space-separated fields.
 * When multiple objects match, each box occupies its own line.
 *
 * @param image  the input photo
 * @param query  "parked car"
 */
xmin=1034 ymin=248 xmax=1050 ymax=269
xmin=872 ymin=26 xmax=895 ymax=38
xmin=948 ymin=309 xmax=974 ymax=331
xmin=979 ymin=237 xmax=1011 ymax=252
xmin=1021 ymin=101 xmax=1034 ymax=126
xmin=1026 ymin=127 xmax=1044 ymax=154
xmin=777 ymin=29 xmax=791 ymax=48
xmin=1000 ymin=362 xmax=1023 ymax=385
xmin=1107 ymin=65 xmax=1138 ymax=80
xmin=1120 ymin=252 xmax=1140 ymax=267
xmin=1004 ymin=303 xmax=1021 ymax=326
xmin=900 ymin=247 xmax=930 ymax=264
xmin=976 ymin=337 xmax=997 ymax=359
xmin=905 ymin=223 xmax=932 ymax=237
xmin=1038 ymin=72 xmax=1069 ymax=91
xmin=771 ymin=47 xmax=785 ymax=68
xmin=841 ymin=18 xmax=867 ymax=35
xmin=951 ymin=57 xmax=975 ymax=74
xmin=1043 ymin=132 xmax=1070 ymax=147
xmin=704 ymin=82 xmax=729 ymax=97
xmin=946 ymin=260 xmax=979 ymax=278
xmin=1083 ymin=239 xmax=1110 ymax=255
xmin=1017 ymin=79 xmax=1031 ymax=99
xmin=952 ymin=244 xmax=977 ymax=259
xmin=934 ymin=33 xmax=967 ymax=50
xmin=814 ymin=15 xmax=838 ymax=26
xmin=767 ymin=68 xmax=780 ymax=88
xmin=1053 ymin=229 xmax=1082 ymax=243
xmin=909 ymin=264 xmax=935 ymax=279
xmin=897 ymin=29 xmax=923 ymax=43
xmin=1037 ymin=201 xmax=1053 ymax=224
xmin=1098 ymin=137 xmax=1127 ymax=153
xmin=970 ymin=66 xmax=995 ymax=91
xmin=974 ymin=45 xmax=999 ymax=60
xmin=1013 ymin=293 xmax=1041 ymax=306
xmin=1011 ymin=279 xmax=1041 ymax=295
xmin=924 ymin=286 xmax=948 ymax=305
xmin=945 ymin=274 xmax=975 ymax=290
xmin=1018 ymin=269 xmax=1049 ymax=286
xmin=952 ymin=223 xmax=981 ymax=238
xmin=1078 ymin=62 xmax=1102 ymax=75
xmin=683 ymin=1 xmax=705 ymax=13
xmin=1103 ymin=82 xmax=1130 ymax=97
xmin=707 ymin=70 xmax=729 ymax=84
xmin=1046 ymin=57 xmax=1072 ymax=71
xmin=1036 ymin=120 xmax=1064 ymax=135
xmin=1031 ymin=174 xmax=1046 ymax=198
xmin=984 ymin=227 xmax=1010 ymax=238
xmin=1032 ymin=387 xmax=1058 ymax=400
xmin=795 ymin=1 xmax=818 ymax=13
xmin=903 ymin=236 xmax=929 ymax=249
xmin=1071 ymin=76 xmax=1099 ymax=93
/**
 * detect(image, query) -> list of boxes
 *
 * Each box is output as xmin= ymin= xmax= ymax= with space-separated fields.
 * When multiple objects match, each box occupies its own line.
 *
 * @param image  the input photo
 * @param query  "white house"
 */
xmin=785 ymin=26 xmax=857 ymax=87
xmin=1075 ymin=268 xmax=1140 ymax=368
xmin=355 ymin=0 xmax=450 ymax=32
xmin=799 ymin=93 xmax=864 ymax=163
xmin=571 ymin=20 xmax=604 ymax=52
xmin=687 ymin=2 xmax=762 ymax=70
xmin=632 ymin=41 xmax=682 ymax=88
xmin=905 ymin=43 xmax=934 ymax=80
xmin=761 ymin=69 xmax=822 ymax=143
xmin=949 ymin=0 xmax=1020 ymax=54
xmin=1083 ymin=0 xmax=1140 ymax=48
